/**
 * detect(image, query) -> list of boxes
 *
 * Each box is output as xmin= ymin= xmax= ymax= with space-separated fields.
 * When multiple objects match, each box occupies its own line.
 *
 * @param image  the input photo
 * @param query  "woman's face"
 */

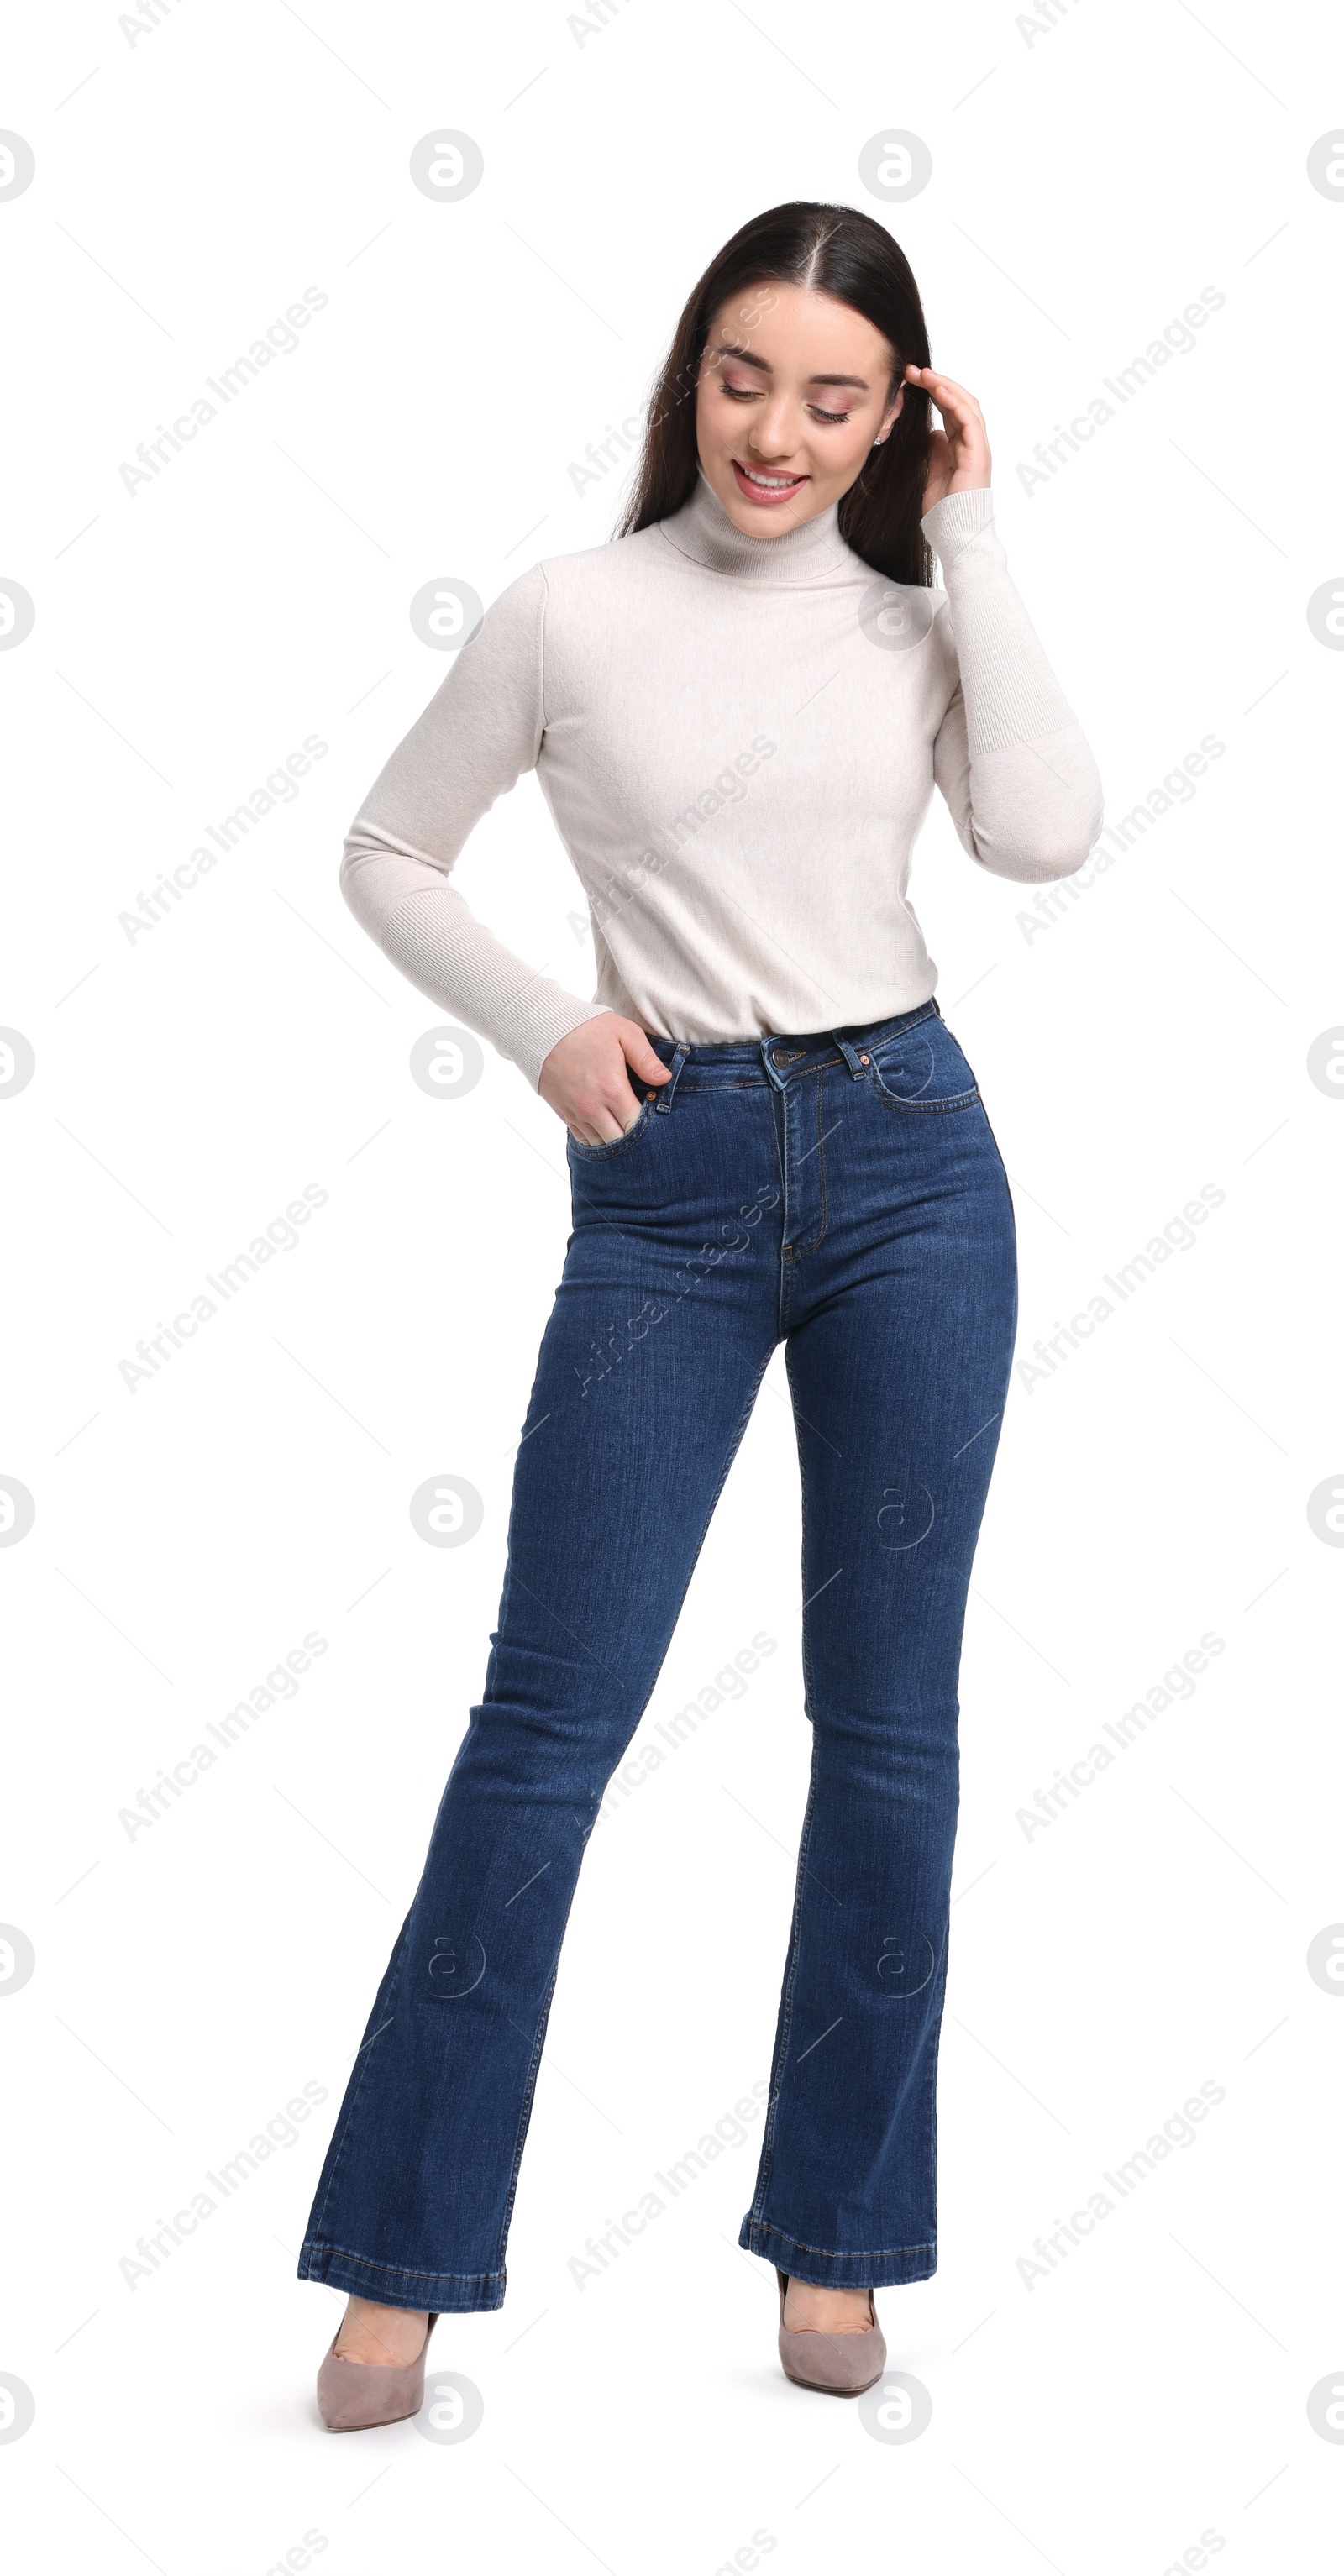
xmin=695 ymin=280 xmax=905 ymax=538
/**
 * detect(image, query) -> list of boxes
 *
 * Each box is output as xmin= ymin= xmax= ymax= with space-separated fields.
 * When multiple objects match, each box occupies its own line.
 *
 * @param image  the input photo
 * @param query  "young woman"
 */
xmin=301 ymin=200 xmax=1101 ymax=2425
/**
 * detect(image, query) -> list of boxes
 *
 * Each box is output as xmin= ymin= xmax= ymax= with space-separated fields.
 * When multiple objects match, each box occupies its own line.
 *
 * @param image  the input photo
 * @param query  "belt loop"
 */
xmin=832 ymin=1029 xmax=871 ymax=1081
xmin=652 ymin=1041 xmax=690 ymax=1112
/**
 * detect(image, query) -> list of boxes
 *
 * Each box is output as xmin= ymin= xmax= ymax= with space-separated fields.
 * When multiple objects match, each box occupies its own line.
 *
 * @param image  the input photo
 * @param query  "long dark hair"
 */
xmin=617 ymin=201 xmax=934 ymax=587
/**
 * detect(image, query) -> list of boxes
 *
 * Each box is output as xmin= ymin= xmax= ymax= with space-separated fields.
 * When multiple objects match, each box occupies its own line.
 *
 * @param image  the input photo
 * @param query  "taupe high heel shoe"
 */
xmin=776 ymin=2270 xmax=886 ymax=2396
xmin=317 ymin=2311 xmax=439 ymax=2432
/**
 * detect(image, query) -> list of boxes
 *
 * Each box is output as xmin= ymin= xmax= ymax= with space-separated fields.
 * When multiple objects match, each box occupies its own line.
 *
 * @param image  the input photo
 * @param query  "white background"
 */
xmin=3 ymin=2 xmax=1341 ymax=2569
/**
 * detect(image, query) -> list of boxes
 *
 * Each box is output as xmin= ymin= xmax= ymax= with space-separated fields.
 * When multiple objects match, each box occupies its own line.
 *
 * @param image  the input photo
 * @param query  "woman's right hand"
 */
xmin=538 ymin=1015 xmax=670 ymax=1146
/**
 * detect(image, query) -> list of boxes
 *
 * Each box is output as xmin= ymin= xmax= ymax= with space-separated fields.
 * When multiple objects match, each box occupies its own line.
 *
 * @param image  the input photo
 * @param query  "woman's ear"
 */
xmin=873 ymin=384 xmax=905 ymax=448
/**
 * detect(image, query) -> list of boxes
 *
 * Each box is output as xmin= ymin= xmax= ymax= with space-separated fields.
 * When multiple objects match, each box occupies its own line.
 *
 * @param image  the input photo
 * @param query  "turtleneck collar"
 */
xmin=656 ymin=466 xmax=852 ymax=584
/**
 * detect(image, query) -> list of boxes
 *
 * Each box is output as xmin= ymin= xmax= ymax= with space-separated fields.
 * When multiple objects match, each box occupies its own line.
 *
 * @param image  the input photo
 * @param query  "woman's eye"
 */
xmin=717 ymin=381 xmax=851 ymax=422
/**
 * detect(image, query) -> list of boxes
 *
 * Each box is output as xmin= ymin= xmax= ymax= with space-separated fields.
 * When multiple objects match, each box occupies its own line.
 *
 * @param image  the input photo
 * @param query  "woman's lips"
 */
xmin=731 ymin=458 xmax=809 ymax=506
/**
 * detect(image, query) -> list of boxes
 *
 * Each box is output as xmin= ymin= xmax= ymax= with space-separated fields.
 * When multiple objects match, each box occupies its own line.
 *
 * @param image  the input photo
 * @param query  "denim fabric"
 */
xmin=299 ymin=1000 xmax=1017 ymax=2306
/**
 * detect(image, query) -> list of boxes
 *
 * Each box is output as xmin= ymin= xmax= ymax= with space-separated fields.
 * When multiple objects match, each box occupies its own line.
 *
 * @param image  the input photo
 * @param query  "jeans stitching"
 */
xmin=748 ymin=1740 xmax=821 ymax=2226
xmin=300 ymin=2238 xmax=501 ymax=2287
xmin=869 ymin=1021 xmax=979 ymax=1115
xmin=687 ymin=1340 xmax=779 ymax=1562
xmin=764 ymin=1084 xmax=789 ymax=1332
xmin=496 ymin=1954 xmax=563 ymax=2267
xmin=784 ymin=1070 xmax=828 ymax=1259
xmin=787 ymin=1341 xmax=819 ymax=1730
xmin=920 ymin=1923 xmax=952 ymax=2248
xmin=497 ymin=1335 xmax=779 ymax=2280
xmin=746 ymin=2221 xmax=937 ymax=2262
xmin=567 ymin=1094 xmax=654 ymax=1161
xmin=812 ymin=1068 xmax=829 ymax=1252
xmin=308 ymin=1912 xmax=412 ymax=2252
xmin=870 ymin=1083 xmax=982 ymax=1117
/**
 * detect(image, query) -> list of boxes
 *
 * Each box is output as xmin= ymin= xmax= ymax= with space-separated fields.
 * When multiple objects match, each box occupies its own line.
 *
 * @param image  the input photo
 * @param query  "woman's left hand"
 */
xmin=902 ymin=365 xmax=991 ymax=514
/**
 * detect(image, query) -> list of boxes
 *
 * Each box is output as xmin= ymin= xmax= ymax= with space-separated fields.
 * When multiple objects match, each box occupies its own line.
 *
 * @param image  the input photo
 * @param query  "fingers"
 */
xmin=571 ymin=1088 xmax=642 ymax=1144
xmin=906 ymin=369 xmax=988 ymax=461
xmin=906 ymin=363 xmax=991 ymax=502
xmin=596 ymin=1020 xmax=664 ymax=1131
xmin=543 ymin=1016 xmax=670 ymax=1143
xmin=573 ymin=1026 xmax=653 ymax=1142
xmin=567 ymin=1108 xmax=622 ymax=1145
xmin=905 ymin=363 xmax=984 ymax=425
xmin=618 ymin=1022 xmax=671 ymax=1083
xmin=565 ymin=1081 xmax=635 ymax=1144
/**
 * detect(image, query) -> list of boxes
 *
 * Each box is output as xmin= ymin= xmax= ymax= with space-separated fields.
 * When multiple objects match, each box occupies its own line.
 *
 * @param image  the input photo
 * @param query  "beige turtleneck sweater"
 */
xmin=340 ymin=476 xmax=1102 ymax=1088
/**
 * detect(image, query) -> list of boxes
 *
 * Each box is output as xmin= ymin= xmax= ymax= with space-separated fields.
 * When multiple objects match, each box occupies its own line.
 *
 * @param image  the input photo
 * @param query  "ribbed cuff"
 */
xmin=370 ymin=874 xmax=613 ymax=1092
xmin=516 ymin=997 xmax=613 ymax=1092
xmin=920 ymin=484 xmax=999 ymax=568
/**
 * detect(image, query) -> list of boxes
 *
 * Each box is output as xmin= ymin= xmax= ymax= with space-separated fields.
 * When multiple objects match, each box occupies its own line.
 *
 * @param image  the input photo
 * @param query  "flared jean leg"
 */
xmin=739 ymin=1062 xmax=1016 ymax=2287
xmin=299 ymin=1005 xmax=1016 ymax=2311
xmin=299 ymin=1087 xmax=784 ymax=2311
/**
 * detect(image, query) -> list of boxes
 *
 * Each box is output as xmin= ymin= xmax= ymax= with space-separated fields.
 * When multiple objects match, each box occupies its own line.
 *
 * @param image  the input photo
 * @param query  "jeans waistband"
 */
xmin=643 ymin=998 xmax=941 ymax=1096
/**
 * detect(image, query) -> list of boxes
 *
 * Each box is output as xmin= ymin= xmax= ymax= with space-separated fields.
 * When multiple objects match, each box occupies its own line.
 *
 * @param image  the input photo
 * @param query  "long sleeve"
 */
xmin=339 ymin=563 xmax=611 ymax=1089
xmin=922 ymin=487 xmax=1103 ymax=884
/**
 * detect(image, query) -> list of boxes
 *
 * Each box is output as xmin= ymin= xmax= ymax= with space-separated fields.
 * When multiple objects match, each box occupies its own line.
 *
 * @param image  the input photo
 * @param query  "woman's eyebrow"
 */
xmin=711 ymin=338 xmax=871 ymax=391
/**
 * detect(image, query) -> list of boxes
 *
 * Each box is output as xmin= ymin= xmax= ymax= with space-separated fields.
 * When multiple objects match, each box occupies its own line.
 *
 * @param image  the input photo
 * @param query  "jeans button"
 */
xmin=771 ymin=1048 xmax=788 ymax=1068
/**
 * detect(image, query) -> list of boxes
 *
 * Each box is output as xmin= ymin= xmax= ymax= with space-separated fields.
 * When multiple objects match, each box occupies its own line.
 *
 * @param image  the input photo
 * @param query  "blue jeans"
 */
xmin=299 ymin=1000 xmax=1017 ymax=2306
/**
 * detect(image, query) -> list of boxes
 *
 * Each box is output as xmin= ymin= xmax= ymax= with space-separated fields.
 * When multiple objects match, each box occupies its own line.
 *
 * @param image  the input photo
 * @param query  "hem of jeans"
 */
xmin=297 ymin=2238 xmax=505 ymax=2313
xmin=738 ymin=2216 xmax=937 ymax=2290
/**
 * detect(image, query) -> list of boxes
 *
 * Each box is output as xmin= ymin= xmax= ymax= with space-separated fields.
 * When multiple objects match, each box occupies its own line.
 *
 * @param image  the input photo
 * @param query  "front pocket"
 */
xmin=868 ymin=1028 xmax=980 ymax=1115
xmin=566 ymin=1093 xmax=655 ymax=1160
